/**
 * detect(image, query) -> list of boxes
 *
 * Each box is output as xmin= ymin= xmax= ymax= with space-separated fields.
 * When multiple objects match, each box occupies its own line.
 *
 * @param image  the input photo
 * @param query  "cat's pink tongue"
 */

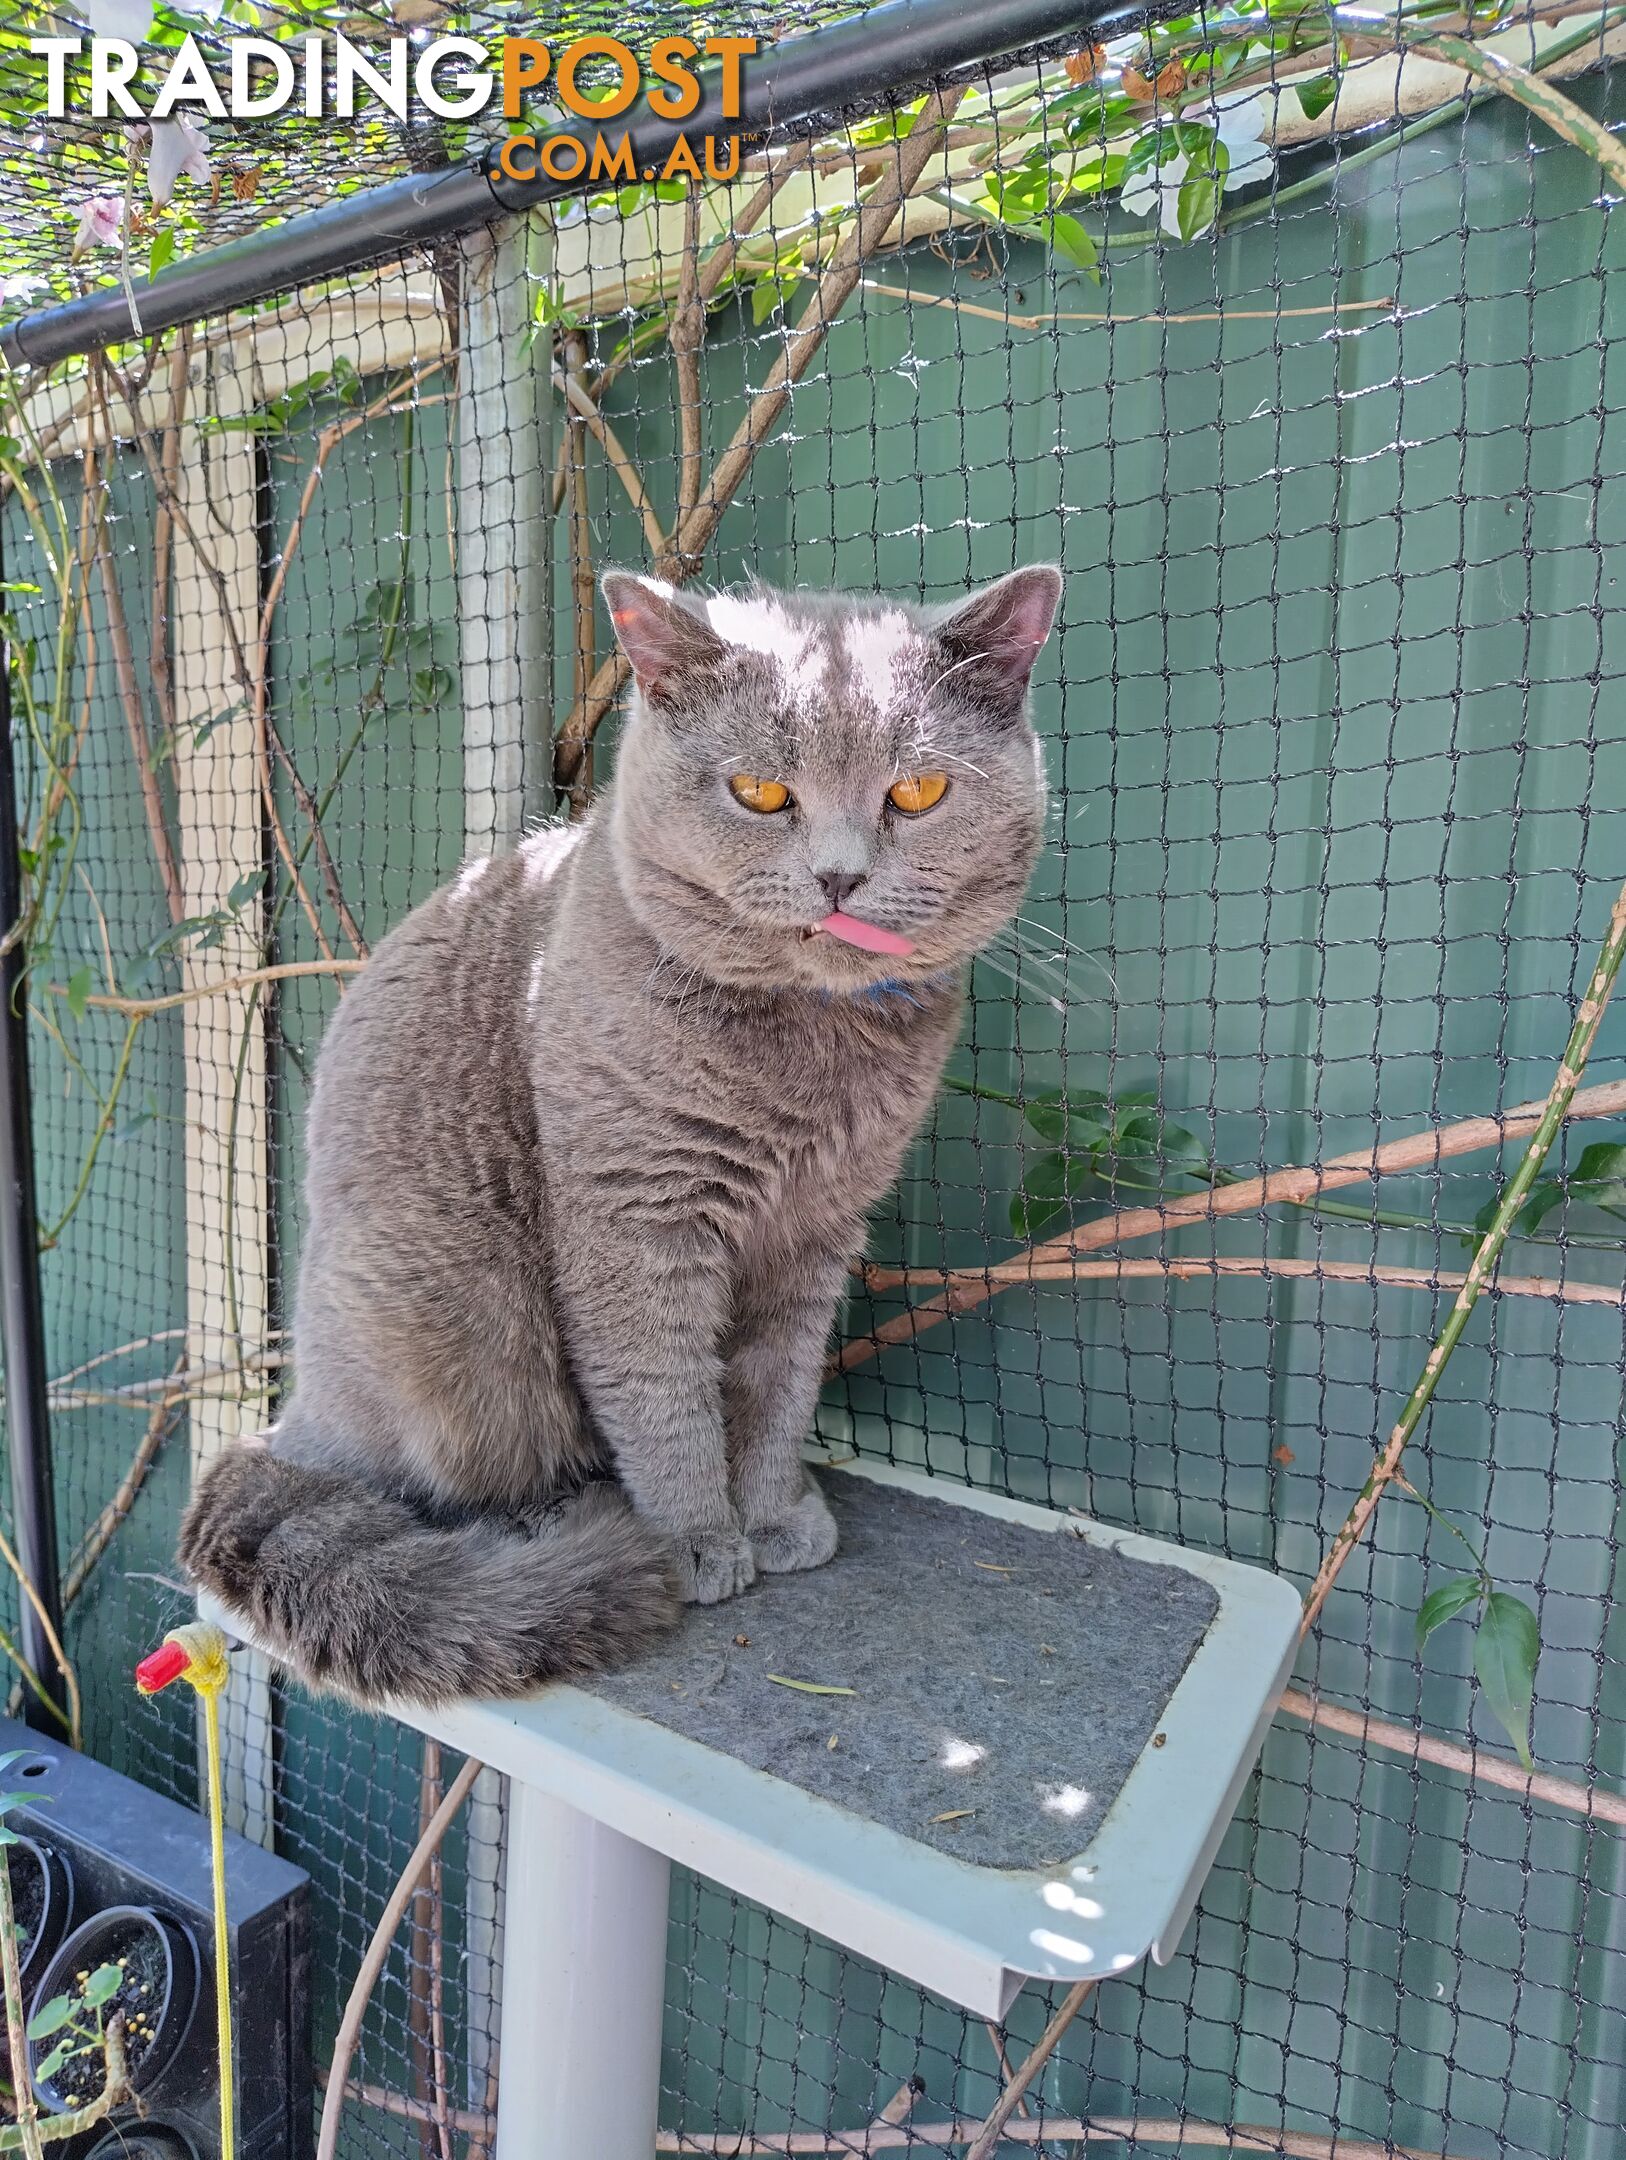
xmin=819 ymin=910 xmax=915 ymax=957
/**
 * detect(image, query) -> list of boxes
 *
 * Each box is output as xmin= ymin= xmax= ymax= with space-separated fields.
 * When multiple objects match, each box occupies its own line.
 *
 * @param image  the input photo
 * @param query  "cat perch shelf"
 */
xmin=212 ymin=1456 xmax=1300 ymax=2160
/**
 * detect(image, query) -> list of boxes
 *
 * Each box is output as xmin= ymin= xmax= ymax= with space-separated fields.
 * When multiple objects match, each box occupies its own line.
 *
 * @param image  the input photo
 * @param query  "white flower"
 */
xmin=1120 ymin=91 xmax=1274 ymax=238
xmin=1120 ymin=146 xmax=1190 ymax=237
xmin=147 ymin=116 xmax=211 ymax=206
xmin=80 ymin=0 xmax=155 ymax=40
xmin=1210 ymin=90 xmax=1274 ymax=189
xmin=0 ymin=274 xmax=45 ymax=303
xmin=71 ymin=195 xmax=125 ymax=258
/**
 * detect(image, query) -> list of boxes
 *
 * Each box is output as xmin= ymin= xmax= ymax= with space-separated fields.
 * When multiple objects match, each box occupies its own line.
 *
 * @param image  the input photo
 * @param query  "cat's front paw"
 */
xmin=750 ymin=1485 xmax=839 ymax=1576
xmin=676 ymin=1527 xmax=756 ymax=1605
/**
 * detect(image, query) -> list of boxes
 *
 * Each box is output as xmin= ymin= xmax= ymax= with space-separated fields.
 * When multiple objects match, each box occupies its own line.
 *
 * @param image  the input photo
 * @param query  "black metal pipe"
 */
xmin=2 ymin=0 xmax=1168 ymax=368
xmin=0 ymin=523 xmax=68 ymax=1735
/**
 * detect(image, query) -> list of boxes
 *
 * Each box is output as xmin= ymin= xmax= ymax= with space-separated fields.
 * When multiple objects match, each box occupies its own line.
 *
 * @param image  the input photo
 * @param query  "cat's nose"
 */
xmin=817 ymin=869 xmax=865 ymax=909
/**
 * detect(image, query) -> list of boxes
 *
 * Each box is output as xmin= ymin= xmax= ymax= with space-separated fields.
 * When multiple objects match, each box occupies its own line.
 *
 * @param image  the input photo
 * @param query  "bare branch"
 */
xmin=672 ymin=185 xmax=706 ymax=526
xmin=859 ymin=1253 xmax=1626 ymax=1308
xmin=1277 ymin=1689 xmax=1626 ymax=1828
xmin=554 ymin=85 xmax=968 ymax=792
xmin=835 ymin=1075 xmax=1626 ymax=1373
xmin=553 ymin=366 xmax=667 ymax=560
xmin=1302 ymin=878 xmax=1626 ymax=1634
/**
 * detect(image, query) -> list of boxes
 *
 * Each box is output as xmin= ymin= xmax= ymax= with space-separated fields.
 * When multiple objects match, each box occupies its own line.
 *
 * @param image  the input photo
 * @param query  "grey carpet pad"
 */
xmin=587 ymin=1476 xmax=1219 ymax=1870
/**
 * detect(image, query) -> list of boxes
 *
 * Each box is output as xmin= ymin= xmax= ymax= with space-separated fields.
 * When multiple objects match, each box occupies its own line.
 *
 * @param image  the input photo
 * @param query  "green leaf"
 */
xmin=1176 ymin=168 xmax=1222 ymax=243
xmin=1115 ymin=1113 xmax=1209 ymax=1170
xmin=1516 ymin=1181 xmax=1568 ymax=1238
xmin=1295 ymin=73 xmax=1338 ymax=120
xmin=34 ymin=2039 xmax=74 ymax=2083
xmin=226 ymin=868 xmax=266 ymax=913
xmin=765 ymin=1674 xmax=855 ymax=1695
xmin=1414 ymin=1573 xmax=1483 ymax=1654
xmin=1572 ymin=1140 xmax=1626 ymax=1186
xmin=193 ymin=701 xmax=246 ymax=750
xmin=27 ymin=1996 xmax=72 ymax=2042
xmin=1473 ymin=1591 xmax=1540 ymax=1770
xmin=64 ymin=966 xmax=92 ymax=1024
xmin=81 ymin=1963 xmax=121 ymax=2010
xmin=1042 ymin=212 xmax=1101 ymax=279
xmin=148 ymin=227 xmax=176 ymax=279
xmin=1011 ymin=1151 xmax=1093 ymax=1237
xmin=1023 ymin=1088 xmax=1110 ymax=1146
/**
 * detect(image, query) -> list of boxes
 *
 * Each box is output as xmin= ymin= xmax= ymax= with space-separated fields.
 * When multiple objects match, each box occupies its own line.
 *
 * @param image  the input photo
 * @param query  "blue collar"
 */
xmin=817 ymin=971 xmax=955 ymax=1009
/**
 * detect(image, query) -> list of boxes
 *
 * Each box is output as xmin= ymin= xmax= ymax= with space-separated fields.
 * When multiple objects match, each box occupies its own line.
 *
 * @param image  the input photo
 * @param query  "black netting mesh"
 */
xmin=2 ymin=5 xmax=1624 ymax=2156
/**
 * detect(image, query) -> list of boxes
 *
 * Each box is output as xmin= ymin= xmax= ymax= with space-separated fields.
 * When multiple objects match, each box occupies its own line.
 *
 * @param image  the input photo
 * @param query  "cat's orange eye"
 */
xmin=729 ymin=774 xmax=792 ymax=814
xmin=887 ymin=771 xmax=950 ymax=815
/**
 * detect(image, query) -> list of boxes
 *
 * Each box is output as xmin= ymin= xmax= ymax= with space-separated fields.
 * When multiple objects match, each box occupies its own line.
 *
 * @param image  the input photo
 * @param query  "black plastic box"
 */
xmin=0 ymin=1715 xmax=311 ymax=2160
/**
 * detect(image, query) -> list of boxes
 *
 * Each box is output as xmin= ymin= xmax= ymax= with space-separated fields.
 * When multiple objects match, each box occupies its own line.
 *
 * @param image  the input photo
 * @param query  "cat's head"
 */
xmin=601 ymin=568 xmax=1062 ymax=993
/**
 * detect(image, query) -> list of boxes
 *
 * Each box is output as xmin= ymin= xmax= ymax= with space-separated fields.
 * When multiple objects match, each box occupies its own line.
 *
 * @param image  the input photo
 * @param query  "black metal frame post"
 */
xmin=0 ymin=518 xmax=68 ymax=1735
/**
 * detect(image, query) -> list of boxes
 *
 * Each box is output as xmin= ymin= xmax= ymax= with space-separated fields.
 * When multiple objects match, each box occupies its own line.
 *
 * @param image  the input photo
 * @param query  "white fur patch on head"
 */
xmin=842 ymin=609 xmax=914 ymax=713
xmin=705 ymin=591 xmax=828 ymax=703
xmin=526 ymin=950 xmax=547 ymax=1007
xmin=519 ymin=823 xmax=586 ymax=886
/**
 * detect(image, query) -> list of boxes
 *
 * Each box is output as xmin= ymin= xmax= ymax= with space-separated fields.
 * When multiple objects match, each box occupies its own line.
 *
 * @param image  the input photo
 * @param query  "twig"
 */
xmin=1407 ymin=26 xmax=1626 ymax=190
xmin=0 ymin=2015 xmax=133 ymax=2150
xmin=656 ymin=2120 xmax=1468 ymax=2155
xmin=668 ymin=83 xmax=964 ymax=576
xmin=963 ymin=1979 xmax=1093 ymax=2160
xmin=0 ymin=1522 xmax=81 ymax=1750
xmin=87 ymin=363 xmax=184 ymax=927
xmin=672 ymin=185 xmax=707 ymax=525
xmin=859 ymin=1254 xmax=1626 ymax=1307
xmin=697 ymin=148 xmax=818 ymax=308
xmin=38 ymin=1017 xmax=140 ymax=1253
xmin=834 ymin=1075 xmax=1626 ymax=1372
xmin=554 ymin=84 xmax=968 ymax=790
xmin=148 ymin=328 xmax=192 ymax=818
xmin=105 ymin=352 xmax=416 ymax=960
xmin=407 ymin=1741 xmax=453 ymax=2160
xmin=1277 ymin=1689 xmax=1626 ymax=1827
xmin=314 ymin=2068 xmax=492 ymax=2140
xmin=1301 ymin=880 xmax=1626 ymax=1634
xmin=0 ymin=1842 xmax=43 ymax=2160
xmin=553 ymin=367 xmax=667 ymax=559
xmin=563 ymin=335 xmax=599 ymax=807
xmin=317 ymin=1757 xmax=485 ymax=2160
xmin=63 ymin=1354 xmax=185 ymax=1607
xmin=43 ymin=956 xmax=365 ymax=1019
xmin=858 ymin=281 xmax=1399 ymax=329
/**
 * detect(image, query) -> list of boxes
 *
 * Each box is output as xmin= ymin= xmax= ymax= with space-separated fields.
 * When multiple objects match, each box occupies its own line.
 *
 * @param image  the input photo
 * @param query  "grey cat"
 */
xmin=181 ymin=564 xmax=1062 ymax=1705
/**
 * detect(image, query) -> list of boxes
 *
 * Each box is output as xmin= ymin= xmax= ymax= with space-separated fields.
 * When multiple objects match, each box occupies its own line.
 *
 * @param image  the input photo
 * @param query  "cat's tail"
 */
xmin=178 ymin=1449 xmax=683 ymax=1707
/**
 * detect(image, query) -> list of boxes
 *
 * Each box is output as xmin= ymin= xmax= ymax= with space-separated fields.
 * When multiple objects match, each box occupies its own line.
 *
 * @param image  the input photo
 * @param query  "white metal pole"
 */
xmin=494 ymin=1780 xmax=671 ymax=2160
xmin=457 ymin=210 xmax=555 ymax=848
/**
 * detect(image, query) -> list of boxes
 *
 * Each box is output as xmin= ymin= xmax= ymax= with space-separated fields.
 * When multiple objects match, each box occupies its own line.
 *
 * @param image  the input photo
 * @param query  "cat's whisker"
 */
xmin=975 ymin=942 xmax=1067 ymax=1015
xmin=979 ymin=924 xmax=1112 ymax=1012
xmin=1011 ymin=914 xmax=1119 ymax=998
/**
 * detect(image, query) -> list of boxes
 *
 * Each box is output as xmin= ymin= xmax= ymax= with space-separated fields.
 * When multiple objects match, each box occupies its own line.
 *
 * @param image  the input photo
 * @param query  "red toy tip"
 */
xmin=135 ymin=1641 xmax=190 ymax=1695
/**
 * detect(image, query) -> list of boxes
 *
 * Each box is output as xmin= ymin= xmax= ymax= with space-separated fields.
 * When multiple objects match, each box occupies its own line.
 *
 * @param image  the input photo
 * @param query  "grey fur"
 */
xmin=180 ymin=567 xmax=1062 ymax=1706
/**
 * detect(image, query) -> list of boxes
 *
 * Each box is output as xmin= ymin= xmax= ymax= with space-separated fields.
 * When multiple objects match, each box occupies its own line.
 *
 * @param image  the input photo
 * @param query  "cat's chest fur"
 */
xmin=528 ymin=837 xmax=959 ymax=1252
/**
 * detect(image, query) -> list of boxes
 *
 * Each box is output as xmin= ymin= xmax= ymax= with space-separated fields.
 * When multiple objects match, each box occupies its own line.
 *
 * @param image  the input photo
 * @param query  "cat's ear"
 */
xmin=932 ymin=565 xmax=1063 ymax=716
xmin=603 ymin=572 xmax=727 ymax=704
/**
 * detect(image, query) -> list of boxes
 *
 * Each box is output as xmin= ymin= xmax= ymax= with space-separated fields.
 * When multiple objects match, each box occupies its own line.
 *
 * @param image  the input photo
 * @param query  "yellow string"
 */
xmin=160 ymin=1623 xmax=235 ymax=2160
